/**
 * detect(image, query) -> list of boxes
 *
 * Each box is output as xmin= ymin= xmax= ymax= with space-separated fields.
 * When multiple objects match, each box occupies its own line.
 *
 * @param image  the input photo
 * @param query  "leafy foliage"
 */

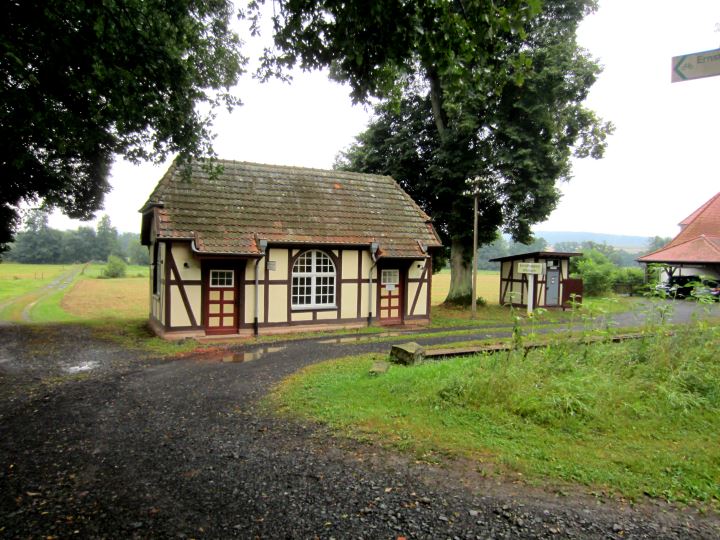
xmin=1 ymin=0 xmax=246 ymax=252
xmin=571 ymin=248 xmax=646 ymax=296
xmin=295 ymin=0 xmax=615 ymax=299
xmin=477 ymin=236 xmax=548 ymax=270
xmin=5 ymin=211 xmax=146 ymax=264
xmin=644 ymin=236 xmax=672 ymax=254
xmin=103 ymin=255 xmax=127 ymax=279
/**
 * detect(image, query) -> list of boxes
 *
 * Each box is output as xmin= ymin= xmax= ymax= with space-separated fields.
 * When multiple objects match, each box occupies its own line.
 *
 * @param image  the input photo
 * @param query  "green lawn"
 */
xmin=0 ymin=263 xmax=74 ymax=304
xmin=268 ymin=321 xmax=720 ymax=509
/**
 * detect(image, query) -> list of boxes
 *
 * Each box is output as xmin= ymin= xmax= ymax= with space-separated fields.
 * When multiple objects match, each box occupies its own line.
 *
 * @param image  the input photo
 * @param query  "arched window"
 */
xmin=291 ymin=250 xmax=336 ymax=308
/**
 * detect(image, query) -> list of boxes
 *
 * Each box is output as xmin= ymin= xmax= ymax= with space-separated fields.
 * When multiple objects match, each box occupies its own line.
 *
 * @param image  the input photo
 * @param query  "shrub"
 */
xmin=103 ymin=255 xmax=127 ymax=278
xmin=613 ymin=267 xmax=645 ymax=295
xmin=574 ymin=250 xmax=617 ymax=296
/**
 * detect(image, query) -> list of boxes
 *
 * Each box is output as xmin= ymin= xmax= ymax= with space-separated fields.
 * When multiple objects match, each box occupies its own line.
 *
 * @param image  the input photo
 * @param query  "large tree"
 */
xmin=1 ymin=0 xmax=246 ymax=253
xmin=254 ymin=0 xmax=611 ymax=301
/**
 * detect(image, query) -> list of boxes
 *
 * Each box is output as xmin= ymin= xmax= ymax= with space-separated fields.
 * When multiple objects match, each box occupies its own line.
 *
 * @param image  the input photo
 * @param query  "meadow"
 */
xmin=269 ymin=320 xmax=720 ymax=509
xmin=0 ymin=263 xmax=73 ymax=304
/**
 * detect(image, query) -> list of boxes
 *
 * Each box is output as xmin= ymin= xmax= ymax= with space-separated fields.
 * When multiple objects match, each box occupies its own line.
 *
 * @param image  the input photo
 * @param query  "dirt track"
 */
xmin=2 ymin=317 xmax=719 ymax=539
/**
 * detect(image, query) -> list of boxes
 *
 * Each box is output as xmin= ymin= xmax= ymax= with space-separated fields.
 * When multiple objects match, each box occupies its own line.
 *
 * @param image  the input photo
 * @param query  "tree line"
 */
xmin=3 ymin=209 xmax=148 ymax=266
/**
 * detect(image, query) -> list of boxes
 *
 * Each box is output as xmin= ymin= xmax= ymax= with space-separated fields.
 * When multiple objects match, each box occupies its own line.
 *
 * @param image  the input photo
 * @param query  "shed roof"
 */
xmin=140 ymin=160 xmax=442 ymax=258
xmin=489 ymin=251 xmax=581 ymax=262
xmin=638 ymin=192 xmax=720 ymax=264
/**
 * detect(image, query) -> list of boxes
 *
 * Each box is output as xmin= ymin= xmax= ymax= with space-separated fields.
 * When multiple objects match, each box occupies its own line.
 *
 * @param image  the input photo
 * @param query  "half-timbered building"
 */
xmin=140 ymin=160 xmax=442 ymax=338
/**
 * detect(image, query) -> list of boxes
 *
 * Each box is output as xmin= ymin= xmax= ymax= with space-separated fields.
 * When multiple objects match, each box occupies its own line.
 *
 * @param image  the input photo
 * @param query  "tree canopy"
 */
xmin=299 ymin=0 xmax=614 ymax=299
xmin=1 ymin=0 xmax=246 ymax=252
xmin=5 ymin=210 xmax=147 ymax=265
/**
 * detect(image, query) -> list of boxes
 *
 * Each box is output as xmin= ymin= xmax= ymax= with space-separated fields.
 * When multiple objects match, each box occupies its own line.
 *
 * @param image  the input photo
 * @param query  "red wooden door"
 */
xmin=205 ymin=269 xmax=237 ymax=334
xmin=379 ymin=268 xmax=403 ymax=324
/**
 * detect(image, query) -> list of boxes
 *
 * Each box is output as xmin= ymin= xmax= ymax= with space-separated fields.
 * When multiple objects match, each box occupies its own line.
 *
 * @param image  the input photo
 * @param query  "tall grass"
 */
xmin=270 ymin=321 xmax=720 ymax=507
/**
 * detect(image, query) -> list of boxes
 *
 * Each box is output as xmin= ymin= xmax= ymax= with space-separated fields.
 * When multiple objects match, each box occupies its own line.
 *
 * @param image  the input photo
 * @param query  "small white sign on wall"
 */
xmin=385 ymin=283 xmax=396 ymax=291
xmin=266 ymin=260 xmax=277 ymax=271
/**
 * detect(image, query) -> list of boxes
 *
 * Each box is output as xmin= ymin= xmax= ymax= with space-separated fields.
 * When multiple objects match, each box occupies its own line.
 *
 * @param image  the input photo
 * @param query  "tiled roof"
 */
xmin=638 ymin=235 xmax=720 ymax=264
xmin=489 ymin=251 xmax=581 ymax=262
xmin=141 ymin=160 xmax=442 ymax=258
xmin=638 ymin=191 xmax=720 ymax=264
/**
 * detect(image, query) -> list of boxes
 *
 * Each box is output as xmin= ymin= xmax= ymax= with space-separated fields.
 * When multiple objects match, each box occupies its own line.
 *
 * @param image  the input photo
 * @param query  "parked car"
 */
xmin=655 ymin=275 xmax=700 ymax=299
xmin=656 ymin=275 xmax=719 ymax=300
xmin=692 ymin=278 xmax=720 ymax=301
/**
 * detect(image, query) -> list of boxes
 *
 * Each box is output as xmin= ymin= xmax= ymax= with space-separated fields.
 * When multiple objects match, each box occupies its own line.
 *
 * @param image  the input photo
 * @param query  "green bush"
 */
xmin=574 ymin=249 xmax=616 ymax=296
xmin=102 ymin=255 xmax=127 ymax=278
xmin=613 ymin=267 xmax=645 ymax=295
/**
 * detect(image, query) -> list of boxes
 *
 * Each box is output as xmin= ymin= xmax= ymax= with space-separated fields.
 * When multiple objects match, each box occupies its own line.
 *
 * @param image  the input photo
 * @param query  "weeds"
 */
xmin=270 ymin=319 xmax=720 ymax=508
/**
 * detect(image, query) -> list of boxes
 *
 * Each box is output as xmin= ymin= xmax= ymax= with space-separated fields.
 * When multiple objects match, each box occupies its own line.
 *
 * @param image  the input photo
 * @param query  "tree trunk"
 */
xmin=446 ymin=237 xmax=473 ymax=301
xmin=427 ymin=66 xmax=448 ymax=139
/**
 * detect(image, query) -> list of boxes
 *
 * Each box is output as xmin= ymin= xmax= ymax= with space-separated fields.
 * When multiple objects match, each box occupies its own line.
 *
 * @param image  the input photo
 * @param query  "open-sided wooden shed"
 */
xmin=489 ymin=251 xmax=582 ymax=309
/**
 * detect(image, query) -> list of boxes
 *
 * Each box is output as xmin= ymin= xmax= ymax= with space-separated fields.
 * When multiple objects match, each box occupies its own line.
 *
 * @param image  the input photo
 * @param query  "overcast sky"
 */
xmin=48 ymin=0 xmax=720 ymax=240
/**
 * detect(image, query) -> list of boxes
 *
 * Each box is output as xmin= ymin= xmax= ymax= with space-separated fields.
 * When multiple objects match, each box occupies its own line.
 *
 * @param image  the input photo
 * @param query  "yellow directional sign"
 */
xmin=672 ymin=47 xmax=720 ymax=82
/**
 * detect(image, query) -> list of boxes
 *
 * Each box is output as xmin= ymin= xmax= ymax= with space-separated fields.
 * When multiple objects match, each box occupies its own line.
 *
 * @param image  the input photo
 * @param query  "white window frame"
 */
xmin=291 ymin=250 xmax=336 ymax=309
xmin=210 ymin=269 xmax=234 ymax=288
xmin=381 ymin=269 xmax=400 ymax=285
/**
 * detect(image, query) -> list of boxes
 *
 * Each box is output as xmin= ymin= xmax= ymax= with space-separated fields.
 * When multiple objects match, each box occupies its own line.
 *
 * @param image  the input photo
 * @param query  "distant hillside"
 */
xmin=533 ymin=231 xmax=650 ymax=251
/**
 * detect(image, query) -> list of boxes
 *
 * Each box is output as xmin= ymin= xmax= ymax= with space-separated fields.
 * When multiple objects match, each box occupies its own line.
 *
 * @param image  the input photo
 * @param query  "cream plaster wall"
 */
xmin=153 ymin=242 xmax=166 ymax=324
xmin=171 ymin=243 xmax=202 ymax=281
xmin=170 ymin=287 xmax=191 ymax=327
xmin=316 ymin=310 xmax=338 ymax=321
xmin=244 ymin=284 xmax=264 ymax=322
xmin=341 ymin=284 xmax=358 ymax=319
xmin=292 ymin=311 xmax=312 ymax=322
xmin=186 ymin=284 xmax=202 ymax=324
xmin=246 ymin=258 xmax=265 ymax=281
xmin=343 ymin=251 xmax=359 ymax=280
xmin=408 ymin=260 xmax=426 ymax=280
xmin=359 ymin=282 xmax=372 ymax=316
xmin=268 ymin=249 xmax=289 ymax=280
xmin=406 ymin=282 xmax=428 ymax=316
xmin=267 ymin=284 xmax=288 ymax=323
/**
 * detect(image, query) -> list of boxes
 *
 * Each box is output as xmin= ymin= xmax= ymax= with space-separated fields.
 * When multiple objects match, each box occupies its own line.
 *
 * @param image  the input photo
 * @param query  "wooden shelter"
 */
xmin=490 ymin=251 xmax=582 ymax=309
xmin=140 ymin=160 xmax=442 ymax=339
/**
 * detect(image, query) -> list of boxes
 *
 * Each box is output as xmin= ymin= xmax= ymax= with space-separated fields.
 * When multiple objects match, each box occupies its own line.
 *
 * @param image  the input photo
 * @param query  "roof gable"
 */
xmin=638 ymin=191 xmax=720 ymax=264
xmin=669 ymin=191 xmax=720 ymax=247
xmin=141 ymin=160 xmax=442 ymax=258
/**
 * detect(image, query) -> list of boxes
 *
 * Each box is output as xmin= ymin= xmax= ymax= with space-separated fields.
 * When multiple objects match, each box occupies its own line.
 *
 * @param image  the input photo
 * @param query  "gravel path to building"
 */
xmin=1 ymin=306 xmax=719 ymax=538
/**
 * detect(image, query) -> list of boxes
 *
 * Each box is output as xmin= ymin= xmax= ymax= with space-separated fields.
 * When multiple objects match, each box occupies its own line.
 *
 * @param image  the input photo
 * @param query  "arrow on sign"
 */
xmin=672 ymin=47 xmax=720 ymax=83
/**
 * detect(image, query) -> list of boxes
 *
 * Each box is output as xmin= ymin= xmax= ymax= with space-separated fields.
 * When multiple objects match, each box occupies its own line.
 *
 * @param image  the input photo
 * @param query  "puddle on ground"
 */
xmin=317 ymin=332 xmax=402 ymax=344
xmin=219 ymin=346 xmax=286 ymax=363
xmin=65 ymin=361 xmax=100 ymax=373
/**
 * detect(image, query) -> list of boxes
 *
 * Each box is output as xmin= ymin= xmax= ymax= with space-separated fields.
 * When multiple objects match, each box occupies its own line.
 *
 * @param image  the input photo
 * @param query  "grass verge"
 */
xmin=268 ymin=321 xmax=720 ymax=509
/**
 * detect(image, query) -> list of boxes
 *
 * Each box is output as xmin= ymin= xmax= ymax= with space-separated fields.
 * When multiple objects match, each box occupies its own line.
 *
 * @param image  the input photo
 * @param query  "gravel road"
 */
xmin=1 ymin=312 xmax=718 ymax=538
